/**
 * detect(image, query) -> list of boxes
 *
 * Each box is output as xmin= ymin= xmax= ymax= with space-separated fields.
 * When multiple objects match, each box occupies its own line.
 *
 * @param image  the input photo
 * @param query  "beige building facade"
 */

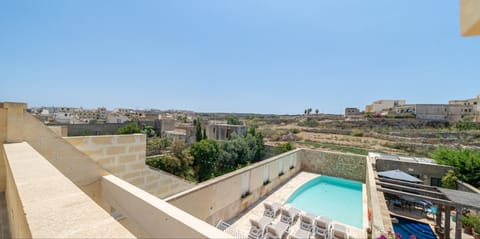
xmin=365 ymin=100 xmax=406 ymax=114
xmin=461 ymin=0 xmax=480 ymax=36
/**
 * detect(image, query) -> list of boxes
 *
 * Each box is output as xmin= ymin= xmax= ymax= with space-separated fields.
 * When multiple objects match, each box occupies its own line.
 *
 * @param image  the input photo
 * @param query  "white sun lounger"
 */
xmin=248 ymin=216 xmax=273 ymax=239
xmin=290 ymin=213 xmax=316 ymax=239
xmin=314 ymin=216 xmax=332 ymax=239
xmin=263 ymin=202 xmax=282 ymax=218
xmin=280 ymin=205 xmax=300 ymax=225
xmin=330 ymin=223 xmax=349 ymax=239
xmin=265 ymin=221 xmax=289 ymax=239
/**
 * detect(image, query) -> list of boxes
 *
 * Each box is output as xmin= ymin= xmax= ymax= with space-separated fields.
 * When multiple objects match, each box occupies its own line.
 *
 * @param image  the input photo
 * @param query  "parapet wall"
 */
xmin=0 ymin=103 xmax=106 ymax=202
xmin=457 ymin=180 xmax=480 ymax=193
xmin=166 ymin=149 xmax=302 ymax=225
xmin=3 ymin=142 xmax=134 ymax=238
xmin=301 ymin=149 xmax=367 ymax=182
xmin=102 ymin=175 xmax=233 ymax=239
xmin=65 ymin=135 xmax=194 ymax=198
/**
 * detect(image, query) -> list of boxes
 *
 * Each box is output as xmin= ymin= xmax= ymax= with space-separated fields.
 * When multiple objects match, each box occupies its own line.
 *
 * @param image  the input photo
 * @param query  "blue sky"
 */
xmin=1 ymin=0 xmax=479 ymax=114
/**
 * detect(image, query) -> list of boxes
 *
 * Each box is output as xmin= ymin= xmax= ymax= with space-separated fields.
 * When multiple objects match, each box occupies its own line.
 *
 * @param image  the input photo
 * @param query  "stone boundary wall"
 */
xmin=301 ymin=149 xmax=367 ymax=182
xmin=166 ymin=149 xmax=302 ymax=225
xmin=65 ymin=135 xmax=194 ymax=198
xmin=457 ymin=180 xmax=480 ymax=193
xmin=48 ymin=121 xmax=157 ymax=136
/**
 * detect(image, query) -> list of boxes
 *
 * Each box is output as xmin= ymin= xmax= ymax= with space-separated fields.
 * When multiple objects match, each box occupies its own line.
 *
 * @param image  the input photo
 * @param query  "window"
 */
xmin=278 ymin=160 xmax=283 ymax=176
xmin=241 ymin=172 xmax=250 ymax=195
xmin=431 ymin=177 xmax=442 ymax=187
xmin=263 ymin=165 xmax=269 ymax=183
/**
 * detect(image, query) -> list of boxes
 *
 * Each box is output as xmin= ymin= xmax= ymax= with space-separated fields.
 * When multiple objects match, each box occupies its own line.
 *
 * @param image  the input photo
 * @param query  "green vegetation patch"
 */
xmin=297 ymin=140 xmax=370 ymax=155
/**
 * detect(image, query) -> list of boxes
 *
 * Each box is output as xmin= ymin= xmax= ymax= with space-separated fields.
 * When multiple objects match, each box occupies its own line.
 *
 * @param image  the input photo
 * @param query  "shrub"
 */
xmin=117 ymin=122 xmax=141 ymax=134
xmin=441 ymin=170 xmax=457 ymax=189
xmin=351 ymin=129 xmax=364 ymax=137
xmin=275 ymin=142 xmax=295 ymax=154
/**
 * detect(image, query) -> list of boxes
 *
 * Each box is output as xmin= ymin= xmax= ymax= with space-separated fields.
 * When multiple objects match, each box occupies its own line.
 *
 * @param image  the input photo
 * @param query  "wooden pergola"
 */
xmin=376 ymin=177 xmax=480 ymax=239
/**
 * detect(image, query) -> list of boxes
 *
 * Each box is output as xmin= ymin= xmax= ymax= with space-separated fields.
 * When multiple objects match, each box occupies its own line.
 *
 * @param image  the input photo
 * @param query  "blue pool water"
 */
xmin=392 ymin=215 xmax=437 ymax=239
xmin=286 ymin=175 xmax=363 ymax=228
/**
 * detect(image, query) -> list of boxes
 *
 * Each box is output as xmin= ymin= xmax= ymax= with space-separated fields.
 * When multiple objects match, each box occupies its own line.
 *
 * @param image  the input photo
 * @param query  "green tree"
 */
xmin=226 ymin=115 xmax=242 ymax=125
xmin=203 ymin=128 xmax=207 ymax=140
xmin=195 ymin=119 xmax=203 ymax=142
xmin=190 ymin=139 xmax=220 ymax=182
xmin=141 ymin=124 xmax=156 ymax=138
xmin=117 ymin=122 xmax=141 ymax=134
xmin=315 ymin=109 xmax=319 ymax=115
xmin=430 ymin=147 xmax=480 ymax=187
xmin=247 ymin=127 xmax=265 ymax=161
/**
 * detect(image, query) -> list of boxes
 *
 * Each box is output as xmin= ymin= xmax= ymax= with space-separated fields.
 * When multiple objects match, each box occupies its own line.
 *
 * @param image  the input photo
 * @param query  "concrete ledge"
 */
xmin=101 ymin=175 xmax=233 ymax=239
xmin=3 ymin=142 xmax=134 ymax=238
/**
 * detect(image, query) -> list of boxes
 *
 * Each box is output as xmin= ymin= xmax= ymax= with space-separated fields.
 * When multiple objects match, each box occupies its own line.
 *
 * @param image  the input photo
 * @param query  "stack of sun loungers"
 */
xmin=248 ymin=202 xmax=350 ymax=239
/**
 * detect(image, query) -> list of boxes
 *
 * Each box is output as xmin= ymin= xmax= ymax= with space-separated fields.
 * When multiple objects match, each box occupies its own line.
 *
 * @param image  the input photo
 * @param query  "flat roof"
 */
xmin=438 ymin=188 xmax=480 ymax=210
xmin=369 ymin=152 xmax=435 ymax=164
xmin=378 ymin=169 xmax=423 ymax=183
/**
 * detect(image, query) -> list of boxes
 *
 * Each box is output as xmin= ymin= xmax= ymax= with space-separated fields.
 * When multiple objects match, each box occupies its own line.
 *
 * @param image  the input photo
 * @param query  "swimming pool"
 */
xmin=391 ymin=215 xmax=437 ymax=239
xmin=286 ymin=175 xmax=363 ymax=228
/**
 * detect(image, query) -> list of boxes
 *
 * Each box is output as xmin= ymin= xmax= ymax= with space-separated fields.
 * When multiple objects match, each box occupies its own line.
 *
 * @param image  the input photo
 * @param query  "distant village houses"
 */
xmin=352 ymin=94 xmax=480 ymax=122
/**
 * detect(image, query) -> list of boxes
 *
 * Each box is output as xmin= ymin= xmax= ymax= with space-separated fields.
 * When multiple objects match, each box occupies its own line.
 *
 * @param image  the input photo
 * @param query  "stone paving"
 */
xmin=228 ymin=172 xmax=367 ymax=239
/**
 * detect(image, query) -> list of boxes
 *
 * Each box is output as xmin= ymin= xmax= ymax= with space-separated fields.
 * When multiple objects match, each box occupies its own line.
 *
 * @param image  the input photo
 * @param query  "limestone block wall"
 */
xmin=301 ymin=149 xmax=367 ymax=182
xmin=3 ymin=142 xmax=134 ymax=238
xmin=166 ymin=149 xmax=302 ymax=225
xmin=102 ymin=175 xmax=233 ymax=239
xmin=65 ymin=135 xmax=194 ymax=198
xmin=0 ymin=103 xmax=106 ymax=203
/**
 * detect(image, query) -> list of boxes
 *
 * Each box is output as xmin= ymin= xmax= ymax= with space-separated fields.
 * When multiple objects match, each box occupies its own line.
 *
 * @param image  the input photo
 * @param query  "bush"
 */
xmin=351 ymin=129 xmax=364 ymax=137
xmin=298 ymin=118 xmax=319 ymax=127
xmin=441 ymin=170 xmax=457 ymax=189
xmin=117 ymin=122 xmax=141 ymax=134
xmin=275 ymin=142 xmax=295 ymax=154
xmin=456 ymin=121 xmax=480 ymax=131
xmin=430 ymin=147 xmax=480 ymax=188
xmin=226 ymin=115 xmax=242 ymax=125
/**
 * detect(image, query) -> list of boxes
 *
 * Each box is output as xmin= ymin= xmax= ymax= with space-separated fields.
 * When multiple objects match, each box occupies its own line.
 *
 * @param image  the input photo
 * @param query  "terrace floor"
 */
xmin=227 ymin=172 xmax=367 ymax=239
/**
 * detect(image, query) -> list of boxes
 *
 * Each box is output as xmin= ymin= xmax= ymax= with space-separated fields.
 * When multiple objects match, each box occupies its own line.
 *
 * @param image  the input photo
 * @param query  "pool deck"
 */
xmin=228 ymin=172 xmax=367 ymax=239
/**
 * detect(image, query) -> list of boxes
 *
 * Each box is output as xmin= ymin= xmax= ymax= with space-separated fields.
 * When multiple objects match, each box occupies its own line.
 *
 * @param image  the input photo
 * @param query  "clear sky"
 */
xmin=1 ymin=0 xmax=479 ymax=114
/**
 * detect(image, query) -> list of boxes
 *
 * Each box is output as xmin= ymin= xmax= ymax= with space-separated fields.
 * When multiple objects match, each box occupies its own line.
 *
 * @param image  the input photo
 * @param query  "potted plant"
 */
xmin=462 ymin=215 xmax=474 ymax=235
xmin=472 ymin=215 xmax=480 ymax=239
